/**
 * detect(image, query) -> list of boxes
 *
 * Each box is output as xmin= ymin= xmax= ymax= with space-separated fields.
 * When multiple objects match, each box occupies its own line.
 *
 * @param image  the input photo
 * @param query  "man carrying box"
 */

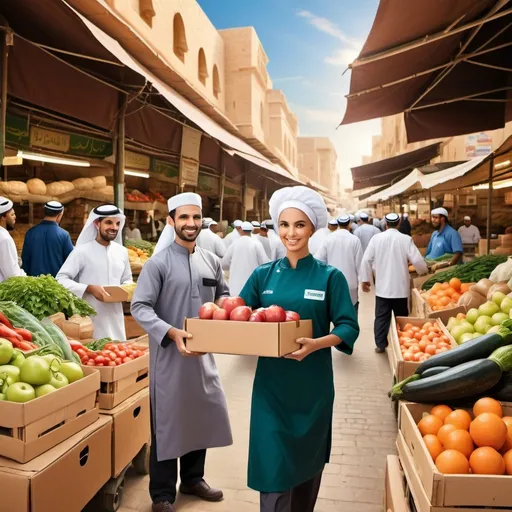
xmin=131 ymin=192 xmax=232 ymax=512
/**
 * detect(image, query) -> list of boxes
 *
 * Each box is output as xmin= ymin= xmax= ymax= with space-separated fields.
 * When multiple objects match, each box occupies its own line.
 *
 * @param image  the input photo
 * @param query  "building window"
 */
xmin=213 ymin=65 xmax=221 ymax=99
xmin=139 ymin=0 xmax=155 ymax=27
xmin=173 ymin=13 xmax=188 ymax=63
xmin=198 ymin=48 xmax=208 ymax=86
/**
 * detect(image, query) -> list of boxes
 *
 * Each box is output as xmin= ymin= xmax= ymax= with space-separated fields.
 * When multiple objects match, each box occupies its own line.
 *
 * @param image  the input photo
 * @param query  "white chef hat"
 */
xmin=432 ymin=207 xmax=449 ymax=217
xmin=233 ymin=219 xmax=243 ymax=228
xmin=338 ymin=214 xmax=351 ymax=225
xmin=359 ymin=212 xmax=369 ymax=221
xmin=241 ymin=221 xmax=254 ymax=232
xmin=251 ymin=220 xmax=261 ymax=227
xmin=328 ymin=219 xmax=339 ymax=226
xmin=464 ymin=216 xmax=471 ymax=221
xmin=0 ymin=196 xmax=13 ymax=215
xmin=269 ymin=186 xmax=328 ymax=231
xmin=45 ymin=200 xmax=64 ymax=213
xmin=76 ymin=205 xmax=125 ymax=246
xmin=154 ymin=192 xmax=202 ymax=256
xmin=385 ymin=212 xmax=400 ymax=223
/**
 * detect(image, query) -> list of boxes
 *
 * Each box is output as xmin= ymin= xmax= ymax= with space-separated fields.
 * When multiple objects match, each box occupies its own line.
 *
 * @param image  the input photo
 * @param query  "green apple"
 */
xmin=478 ymin=301 xmax=500 ymax=317
xmin=492 ymin=292 xmax=507 ymax=307
xmin=59 ymin=362 xmax=84 ymax=384
xmin=35 ymin=384 xmax=57 ymax=398
xmin=49 ymin=372 xmax=69 ymax=389
xmin=501 ymin=297 xmax=512 ymax=314
xmin=42 ymin=355 xmax=62 ymax=370
xmin=447 ymin=318 xmax=462 ymax=331
xmin=6 ymin=382 xmax=35 ymax=403
xmin=492 ymin=312 xmax=509 ymax=326
xmin=10 ymin=350 xmax=25 ymax=369
xmin=0 ymin=393 xmax=6 ymax=401
xmin=474 ymin=315 xmax=493 ymax=334
xmin=465 ymin=308 xmax=480 ymax=325
xmin=0 ymin=338 xmax=14 ymax=365
xmin=459 ymin=332 xmax=476 ymax=344
xmin=0 ymin=365 xmax=21 ymax=383
xmin=451 ymin=324 xmax=475 ymax=344
xmin=20 ymin=357 xmax=52 ymax=386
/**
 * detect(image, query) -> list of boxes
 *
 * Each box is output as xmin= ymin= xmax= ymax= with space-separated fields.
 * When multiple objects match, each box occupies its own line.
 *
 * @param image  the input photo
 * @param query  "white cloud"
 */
xmin=325 ymin=47 xmax=361 ymax=68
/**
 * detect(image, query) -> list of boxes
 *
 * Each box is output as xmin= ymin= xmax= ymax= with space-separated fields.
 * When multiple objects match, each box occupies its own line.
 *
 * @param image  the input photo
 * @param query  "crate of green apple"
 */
xmin=69 ymin=338 xmax=148 ymax=367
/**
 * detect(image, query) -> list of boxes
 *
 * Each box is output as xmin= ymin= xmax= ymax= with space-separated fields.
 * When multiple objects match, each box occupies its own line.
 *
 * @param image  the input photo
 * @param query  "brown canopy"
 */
xmin=341 ymin=0 xmax=512 ymax=143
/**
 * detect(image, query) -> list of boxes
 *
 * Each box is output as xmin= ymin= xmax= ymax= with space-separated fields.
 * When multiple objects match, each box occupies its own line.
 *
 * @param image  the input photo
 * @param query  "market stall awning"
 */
xmin=351 ymin=142 xmax=441 ymax=190
xmin=419 ymin=156 xmax=488 ymax=189
xmin=340 ymin=0 xmax=512 ymax=143
xmin=365 ymin=168 xmax=424 ymax=202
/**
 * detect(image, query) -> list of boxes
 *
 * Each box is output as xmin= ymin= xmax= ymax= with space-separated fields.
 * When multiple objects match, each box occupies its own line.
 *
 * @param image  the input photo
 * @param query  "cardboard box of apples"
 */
xmin=185 ymin=296 xmax=312 ymax=357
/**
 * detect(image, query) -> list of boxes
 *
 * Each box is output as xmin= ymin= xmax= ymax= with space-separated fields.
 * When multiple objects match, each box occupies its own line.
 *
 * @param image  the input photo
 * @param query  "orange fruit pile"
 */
xmin=397 ymin=321 xmax=453 ymax=362
xmin=418 ymin=398 xmax=512 ymax=475
xmin=421 ymin=279 xmax=473 ymax=311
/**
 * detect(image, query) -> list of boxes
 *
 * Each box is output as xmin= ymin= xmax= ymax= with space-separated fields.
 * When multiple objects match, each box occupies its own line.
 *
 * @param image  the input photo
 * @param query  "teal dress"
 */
xmin=239 ymin=255 xmax=360 ymax=492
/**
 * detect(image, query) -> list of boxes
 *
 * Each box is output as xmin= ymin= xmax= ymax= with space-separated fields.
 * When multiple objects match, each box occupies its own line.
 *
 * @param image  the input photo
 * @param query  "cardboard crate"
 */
xmin=397 ymin=431 xmax=505 ymax=512
xmin=124 ymin=314 xmax=145 ymax=339
xmin=385 ymin=455 xmax=412 ymax=512
xmin=103 ymin=286 xmax=129 ymax=303
xmin=185 ymin=318 xmax=313 ymax=357
xmin=0 ymin=366 xmax=100 ymax=463
xmin=410 ymin=288 xmax=466 ymax=323
xmin=399 ymin=402 xmax=512 ymax=509
xmin=100 ymin=388 xmax=150 ymax=477
xmin=0 ymin=415 xmax=112 ymax=512
xmin=388 ymin=315 xmax=457 ymax=382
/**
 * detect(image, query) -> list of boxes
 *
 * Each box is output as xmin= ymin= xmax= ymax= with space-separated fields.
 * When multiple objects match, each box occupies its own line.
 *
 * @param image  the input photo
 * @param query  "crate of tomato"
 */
xmin=70 ymin=336 xmax=149 ymax=410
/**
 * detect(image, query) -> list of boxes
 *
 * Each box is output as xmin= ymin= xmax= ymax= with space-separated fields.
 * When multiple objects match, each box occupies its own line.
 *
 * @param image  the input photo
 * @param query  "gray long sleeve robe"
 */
xmin=131 ymin=242 xmax=233 ymax=461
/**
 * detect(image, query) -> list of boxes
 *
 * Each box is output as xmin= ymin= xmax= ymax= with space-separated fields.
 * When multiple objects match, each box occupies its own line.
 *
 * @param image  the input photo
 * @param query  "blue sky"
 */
xmin=198 ymin=0 xmax=381 ymax=184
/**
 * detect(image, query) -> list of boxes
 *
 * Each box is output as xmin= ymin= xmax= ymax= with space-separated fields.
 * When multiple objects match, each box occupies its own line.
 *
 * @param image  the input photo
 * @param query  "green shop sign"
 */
xmin=197 ymin=174 xmax=219 ymax=193
xmin=69 ymin=133 xmax=112 ymax=157
xmin=152 ymin=159 xmax=179 ymax=178
xmin=5 ymin=113 xmax=30 ymax=146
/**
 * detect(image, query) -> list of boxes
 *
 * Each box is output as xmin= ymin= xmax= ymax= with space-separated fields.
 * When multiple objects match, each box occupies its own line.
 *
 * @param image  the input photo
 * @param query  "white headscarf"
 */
xmin=269 ymin=186 xmax=328 ymax=231
xmin=0 ymin=196 xmax=13 ymax=214
xmin=76 ymin=205 xmax=125 ymax=246
xmin=153 ymin=193 xmax=202 ymax=256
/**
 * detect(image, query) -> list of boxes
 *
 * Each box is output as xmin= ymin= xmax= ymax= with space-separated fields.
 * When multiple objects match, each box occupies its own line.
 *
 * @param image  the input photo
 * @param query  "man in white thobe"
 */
xmin=253 ymin=221 xmax=272 ymax=259
xmin=222 ymin=221 xmax=269 ymax=296
xmin=0 ymin=197 xmax=25 ymax=282
xmin=251 ymin=220 xmax=261 ymax=236
xmin=264 ymin=219 xmax=287 ymax=260
xmin=57 ymin=205 xmax=133 ymax=340
xmin=360 ymin=213 xmax=428 ymax=353
xmin=349 ymin=215 xmax=358 ymax=233
xmin=316 ymin=215 xmax=363 ymax=314
xmin=458 ymin=216 xmax=481 ymax=244
xmin=196 ymin=219 xmax=226 ymax=258
xmin=124 ymin=219 xmax=143 ymax=241
xmin=353 ymin=212 xmax=381 ymax=252
xmin=223 ymin=219 xmax=242 ymax=249
xmin=309 ymin=219 xmax=337 ymax=255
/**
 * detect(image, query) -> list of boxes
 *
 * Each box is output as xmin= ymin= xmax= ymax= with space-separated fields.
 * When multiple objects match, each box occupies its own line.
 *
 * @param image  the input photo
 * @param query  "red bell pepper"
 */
xmin=0 ymin=313 xmax=13 ymax=330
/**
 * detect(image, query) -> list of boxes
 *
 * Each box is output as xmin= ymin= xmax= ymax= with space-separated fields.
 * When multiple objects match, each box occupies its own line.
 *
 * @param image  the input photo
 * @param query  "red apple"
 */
xmin=212 ymin=308 xmax=229 ymax=321
xmin=223 ymin=296 xmax=246 ymax=315
xmin=230 ymin=306 xmax=252 ymax=322
xmin=264 ymin=305 xmax=287 ymax=323
xmin=217 ymin=297 xmax=227 ymax=308
xmin=285 ymin=310 xmax=300 ymax=321
xmin=249 ymin=311 xmax=266 ymax=322
xmin=198 ymin=302 xmax=220 ymax=319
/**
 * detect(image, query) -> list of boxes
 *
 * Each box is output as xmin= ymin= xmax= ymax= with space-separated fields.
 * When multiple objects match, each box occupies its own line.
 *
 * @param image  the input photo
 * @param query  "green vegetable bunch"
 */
xmin=125 ymin=239 xmax=155 ymax=256
xmin=0 ymin=275 xmax=96 ymax=320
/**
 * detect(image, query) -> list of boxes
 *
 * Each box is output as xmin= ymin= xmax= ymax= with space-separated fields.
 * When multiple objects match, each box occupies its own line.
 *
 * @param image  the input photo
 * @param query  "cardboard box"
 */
xmin=100 ymin=388 xmax=150 ymax=477
xmin=124 ymin=314 xmax=145 ymax=339
xmin=60 ymin=316 xmax=94 ymax=340
xmin=388 ymin=315 xmax=457 ymax=382
xmin=410 ymin=288 xmax=466 ymax=323
xmin=103 ymin=286 xmax=129 ymax=303
xmin=385 ymin=455 xmax=411 ymax=512
xmin=399 ymin=402 xmax=512 ymax=508
xmin=0 ymin=366 xmax=100 ymax=463
xmin=0 ymin=415 xmax=112 ymax=512
xmin=185 ymin=318 xmax=313 ymax=357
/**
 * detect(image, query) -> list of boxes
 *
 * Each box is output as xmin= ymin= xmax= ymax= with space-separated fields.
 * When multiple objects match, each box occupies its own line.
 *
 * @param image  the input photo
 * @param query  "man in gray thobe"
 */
xmin=353 ymin=212 xmax=381 ymax=252
xmin=131 ymin=192 xmax=232 ymax=512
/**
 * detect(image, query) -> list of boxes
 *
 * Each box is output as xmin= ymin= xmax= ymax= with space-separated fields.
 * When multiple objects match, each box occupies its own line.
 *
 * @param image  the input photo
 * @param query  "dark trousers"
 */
xmin=149 ymin=415 xmax=206 ymax=504
xmin=260 ymin=472 xmax=323 ymax=512
xmin=374 ymin=296 xmax=409 ymax=349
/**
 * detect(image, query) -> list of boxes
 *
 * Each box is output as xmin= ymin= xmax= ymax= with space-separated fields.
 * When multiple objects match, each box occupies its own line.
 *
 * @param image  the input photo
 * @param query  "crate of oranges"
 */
xmin=421 ymin=279 xmax=473 ymax=312
xmin=388 ymin=315 xmax=457 ymax=382
xmin=398 ymin=399 xmax=512 ymax=509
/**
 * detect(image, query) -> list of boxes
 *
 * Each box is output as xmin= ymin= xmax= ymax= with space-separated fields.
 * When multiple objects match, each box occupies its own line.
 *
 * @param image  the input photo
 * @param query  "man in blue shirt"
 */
xmin=22 ymin=201 xmax=74 ymax=277
xmin=425 ymin=207 xmax=463 ymax=266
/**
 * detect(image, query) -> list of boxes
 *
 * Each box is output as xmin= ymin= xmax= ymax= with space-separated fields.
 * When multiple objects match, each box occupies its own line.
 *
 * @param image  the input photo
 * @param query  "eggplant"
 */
xmin=415 ymin=333 xmax=509 ymax=375
xmin=421 ymin=366 xmax=451 ymax=379
xmin=398 ymin=359 xmax=503 ymax=403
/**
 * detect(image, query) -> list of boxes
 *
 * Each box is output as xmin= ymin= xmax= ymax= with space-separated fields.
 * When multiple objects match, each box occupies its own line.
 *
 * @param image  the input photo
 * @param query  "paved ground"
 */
xmin=117 ymin=291 xmax=397 ymax=512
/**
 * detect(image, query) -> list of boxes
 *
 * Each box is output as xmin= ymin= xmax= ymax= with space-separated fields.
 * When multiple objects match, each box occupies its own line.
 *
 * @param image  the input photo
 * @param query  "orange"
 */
xmin=503 ymin=449 xmax=512 ymax=475
xmin=469 ymin=447 xmax=505 ymax=475
xmin=500 ymin=423 xmax=512 ymax=454
xmin=470 ymin=413 xmax=508 ymax=450
xmin=438 ymin=423 xmax=458 ymax=447
xmin=450 ymin=278 xmax=462 ymax=290
xmin=444 ymin=430 xmax=474 ymax=458
xmin=423 ymin=434 xmax=444 ymax=461
xmin=440 ymin=296 xmax=451 ymax=307
xmin=441 ymin=283 xmax=450 ymax=290
xmin=432 ymin=283 xmax=442 ymax=292
xmin=473 ymin=397 xmax=503 ymax=418
xmin=445 ymin=409 xmax=472 ymax=431
xmin=418 ymin=415 xmax=444 ymax=436
xmin=435 ymin=450 xmax=470 ymax=474
xmin=431 ymin=405 xmax=453 ymax=422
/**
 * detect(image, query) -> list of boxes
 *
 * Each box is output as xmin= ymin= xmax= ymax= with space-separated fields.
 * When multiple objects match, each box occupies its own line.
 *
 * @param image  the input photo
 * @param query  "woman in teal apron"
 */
xmin=240 ymin=186 xmax=360 ymax=512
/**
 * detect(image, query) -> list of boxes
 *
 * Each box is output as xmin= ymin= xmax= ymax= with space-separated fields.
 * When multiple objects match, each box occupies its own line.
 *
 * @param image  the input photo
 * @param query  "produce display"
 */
xmin=125 ymin=239 xmax=155 ymax=256
xmin=420 ymin=278 xmax=471 ymax=311
xmin=390 ymin=324 xmax=512 ymax=402
xmin=198 ymin=297 xmax=300 ymax=323
xmin=0 ymin=275 xmax=95 ymax=319
xmin=127 ymin=246 xmax=149 ymax=268
xmin=396 ymin=320 xmax=454 ymax=362
xmin=416 ymin=398 xmax=512 ymax=475
xmin=421 ymin=255 xmax=508 ymax=291
xmin=0 ymin=338 xmax=84 ymax=402
xmin=70 ymin=339 xmax=148 ymax=367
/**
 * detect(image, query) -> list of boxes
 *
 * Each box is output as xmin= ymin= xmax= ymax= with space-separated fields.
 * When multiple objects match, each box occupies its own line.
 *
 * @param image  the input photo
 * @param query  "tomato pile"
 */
xmin=70 ymin=340 xmax=147 ymax=367
xmin=397 ymin=321 xmax=453 ymax=362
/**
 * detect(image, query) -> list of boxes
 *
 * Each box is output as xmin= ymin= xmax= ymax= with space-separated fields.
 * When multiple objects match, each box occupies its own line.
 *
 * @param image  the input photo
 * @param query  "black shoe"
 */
xmin=180 ymin=480 xmax=223 ymax=502
xmin=375 ymin=347 xmax=386 ymax=354
xmin=152 ymin=501 xmax=175 ymax=512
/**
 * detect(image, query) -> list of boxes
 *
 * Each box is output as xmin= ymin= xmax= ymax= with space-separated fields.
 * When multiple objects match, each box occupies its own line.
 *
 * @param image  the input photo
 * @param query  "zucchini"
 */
xmin=421 ymin=366 xmax=451 ymax=378
xmin=415 ymin=333 xmax=510 ymax=375
xmin=41 ymin=318 xmax=74 ymax=361
xmin=490 ymin=371 xmax=512 ymax=402
xmin=396 ymin=359 xmax=502 ymax=402
xmin=489 ymin=345 xmax=512 ymax=372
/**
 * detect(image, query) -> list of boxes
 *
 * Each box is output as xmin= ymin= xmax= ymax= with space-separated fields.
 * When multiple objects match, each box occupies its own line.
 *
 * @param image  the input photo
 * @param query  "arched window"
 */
xmin=213 ymin=65 xmax=221 ymax=99
xmin=173 ymin=13 xmax=188 ymax=63
xmin=198 ymin=48 xmax=208 ymax=86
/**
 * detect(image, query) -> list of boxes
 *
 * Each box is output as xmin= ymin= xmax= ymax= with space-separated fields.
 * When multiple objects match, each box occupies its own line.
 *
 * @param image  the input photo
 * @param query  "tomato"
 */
xmin=425 ymin=344 xmax=437 ymax=355
xmin=87 ymin=360 xmax=96 ymax=366
xmin=413 ymin=352 xmax=423 ymax=362
xmin=81 ymin=356 xmax=89 ymax=363
xmin=104 ymin=344 xmax=116 ymax=351
xmin=117 ymin=350 xmax=127 ymax=359
xmin=409 ymin=345 xmax=421 ymax=354
xmin=402 ymin=351 xmax=413 ymax=361
xmin=95 ymin=362 xmax=104 ymax=366
xmin=105 ymin=351 xmax=116 ymax=361
xmin=107 ymin=361 xmax=117 ymax=367
xmin=94 ymin=355 xmax=105 ymax=365
xmin=427 ymin=332 xmax=436 ymax=341
xmin=419 ymin=340 xmax=429 ymax=352
xmin=115 ymin=358 xmax=123 ymax=365
xmin=122 ymin=357 xmax=133 ymax=364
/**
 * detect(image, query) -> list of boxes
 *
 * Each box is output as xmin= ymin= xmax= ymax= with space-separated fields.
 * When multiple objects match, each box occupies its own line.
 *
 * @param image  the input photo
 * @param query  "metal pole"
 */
xmin=114 ymin=94 xmax=127 ymax=210
xmin=219 ymin=152 xmax=225 ymax=222
xmin=487 ymin=156 xmax=494 ymax=254
xmin=0 ymin=30 xmax=11 ymax=181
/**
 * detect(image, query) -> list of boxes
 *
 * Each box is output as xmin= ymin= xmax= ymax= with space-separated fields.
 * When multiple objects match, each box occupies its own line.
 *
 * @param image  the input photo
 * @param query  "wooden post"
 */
xmin=487 ymin=156 xmax=494 ymax=254
xmin=218 ymin=152 xmax=225 ymax=222
xmin=114 ymin=94 xmax=127 ymax=210
xmin=0 ymin=29 xmax=11 ymax=181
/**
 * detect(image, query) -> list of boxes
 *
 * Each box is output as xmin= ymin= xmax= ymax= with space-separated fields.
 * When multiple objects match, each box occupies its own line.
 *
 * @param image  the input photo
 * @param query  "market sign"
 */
xmin=69 ymin=133 xmax=112 ymax=158
xmin=466 ymin=133 xmax=492 ymax=158
xmin=5 ymin=113 xmax=30 ymax=146
xmin=197 ymin=173 xmax=219 ymax=193
xmin=125 ymin=150 xmax=150 ymax=170
xmin=31 ymin=126 xmax=70 ymax=152
xmin=152 ymin=159 xmax=179 ymax=179
xmin=224 ymin=181 xmax=242 ymax=200
xmin=179 ymin=126 xmax=202 ymax=187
